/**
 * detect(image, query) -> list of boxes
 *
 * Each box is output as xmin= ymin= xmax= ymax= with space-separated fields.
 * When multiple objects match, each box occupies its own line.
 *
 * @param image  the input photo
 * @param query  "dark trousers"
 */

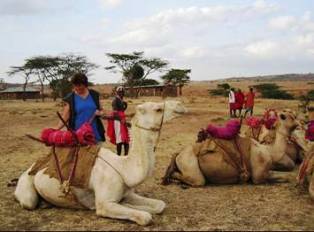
xmin=117 ymin=142 xmax=129 ymax=156
xmin=244 ymin=107 xmax=254 ymax=117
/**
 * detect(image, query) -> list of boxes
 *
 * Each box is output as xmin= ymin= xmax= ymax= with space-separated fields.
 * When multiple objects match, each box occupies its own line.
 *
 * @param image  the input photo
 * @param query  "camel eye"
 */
xmin=156 ymin=108 xmax=163 ymax=113
xmin=280 ymin=114 xmax=286 ymax=120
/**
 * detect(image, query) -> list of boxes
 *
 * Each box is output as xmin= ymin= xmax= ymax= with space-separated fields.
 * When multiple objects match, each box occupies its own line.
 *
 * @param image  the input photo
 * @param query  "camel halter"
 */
xmin=134 ymin=102 xmax=166 ymax=152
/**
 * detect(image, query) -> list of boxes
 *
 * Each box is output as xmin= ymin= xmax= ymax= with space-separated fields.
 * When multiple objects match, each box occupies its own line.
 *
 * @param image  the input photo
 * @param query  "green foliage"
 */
xmin=209 ymin=88 xmax=228 ymax=97
xmin=9 ymin=54 xmax=98 ymax=100
xmin=253 ymin=83 xmax=280 ymax=91
xmin=160 ymin=69 xmax=190 ymax=85
xmin=49 ymin=79 xmax=72 ymax=100
xmin=253 ymin=83 xmax=294 ymax=100
xmin=217 ymin=83 xmax=230 ymax=90
xmin=307 ymin=90 xmax=314 ymax=100
xmin=209 ymin=83 xmax=231 ymax=97
xmin=123 ymin=64 xmax=145 ymax=86
xmin=105 ymin=51 xmax=168 ymax=90
xmin=160 ymin=69 xmax=191 ymax=95
xmin=140 ymin=79 xmax=159 ymax=86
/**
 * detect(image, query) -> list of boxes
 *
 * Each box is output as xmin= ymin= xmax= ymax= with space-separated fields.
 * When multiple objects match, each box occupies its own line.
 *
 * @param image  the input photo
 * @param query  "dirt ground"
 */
xmin=0 ymin=93 xmax=314 ymax=231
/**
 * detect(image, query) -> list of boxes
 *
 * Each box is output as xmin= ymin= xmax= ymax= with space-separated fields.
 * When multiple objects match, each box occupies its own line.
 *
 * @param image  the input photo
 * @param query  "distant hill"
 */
xmin=217 ymin=73 xmax=314 ymax=82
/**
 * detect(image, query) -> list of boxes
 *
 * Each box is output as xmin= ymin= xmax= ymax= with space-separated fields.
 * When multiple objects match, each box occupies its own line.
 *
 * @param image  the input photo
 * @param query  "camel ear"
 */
xmin=280 ymin=114 xmax=286 ymax=120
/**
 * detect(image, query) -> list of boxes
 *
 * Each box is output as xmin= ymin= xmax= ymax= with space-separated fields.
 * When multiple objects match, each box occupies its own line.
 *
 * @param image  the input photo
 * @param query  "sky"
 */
xmin=1 ymin=0 xmax=314 ymax=84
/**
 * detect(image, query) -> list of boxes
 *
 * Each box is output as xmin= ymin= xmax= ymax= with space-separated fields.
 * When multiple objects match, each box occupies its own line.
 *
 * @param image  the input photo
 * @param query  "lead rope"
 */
xmin=154 ymin=102 xmax=166 ymax=152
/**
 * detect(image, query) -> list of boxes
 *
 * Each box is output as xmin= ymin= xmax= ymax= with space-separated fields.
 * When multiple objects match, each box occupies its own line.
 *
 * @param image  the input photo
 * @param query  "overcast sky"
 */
xmin=1 ymin=0 xmax=314 ymax=84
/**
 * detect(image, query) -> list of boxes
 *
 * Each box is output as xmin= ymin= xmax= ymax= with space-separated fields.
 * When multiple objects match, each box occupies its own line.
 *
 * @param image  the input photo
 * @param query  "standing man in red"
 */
xmin=244 ymin=87 xmax=255 ymax=117
xmin=235 ymin=88 xmax=245 ymax=117
xmin=107 ymin=86 xmax=130 ymax=156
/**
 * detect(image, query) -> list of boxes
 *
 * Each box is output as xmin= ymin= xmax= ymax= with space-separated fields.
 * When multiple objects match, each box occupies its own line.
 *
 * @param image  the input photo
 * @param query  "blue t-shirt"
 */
xmin=74 ymin=93 xmax=101 ymax=142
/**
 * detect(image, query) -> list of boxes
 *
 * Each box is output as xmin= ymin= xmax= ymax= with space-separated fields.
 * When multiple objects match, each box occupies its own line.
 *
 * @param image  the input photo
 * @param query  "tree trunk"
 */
xmin=179 ymin=85 xmax=183 ymax=96
xmin=22 ymin=82 xmax=27 ymax=101
xmin=40 ymin=84 xmax=45 ymax=102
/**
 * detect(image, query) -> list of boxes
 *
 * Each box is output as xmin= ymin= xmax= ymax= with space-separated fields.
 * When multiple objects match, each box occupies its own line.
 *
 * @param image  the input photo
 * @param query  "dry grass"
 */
xmin=0 ymin=91 xmax=314 ymax=230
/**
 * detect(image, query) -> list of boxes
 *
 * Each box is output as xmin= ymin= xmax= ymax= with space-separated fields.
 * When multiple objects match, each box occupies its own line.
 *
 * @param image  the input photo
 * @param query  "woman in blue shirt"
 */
xmin=57 ymin=73 xmax=105 ymax=143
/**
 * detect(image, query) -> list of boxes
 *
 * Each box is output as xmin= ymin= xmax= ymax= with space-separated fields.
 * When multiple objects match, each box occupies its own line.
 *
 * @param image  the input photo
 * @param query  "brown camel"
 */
xmin=241 ymin=109 xmax=303 ymax=171
xmin=162 ymin=110 xmax=298 ymax=187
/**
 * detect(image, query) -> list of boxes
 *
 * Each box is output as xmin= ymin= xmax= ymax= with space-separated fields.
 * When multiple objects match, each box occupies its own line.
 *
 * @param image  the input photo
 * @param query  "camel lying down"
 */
xmin=14 ymin=101 xmax=186 ymax=226
xmin=241 ymin=109 xmax=304 ymax=172
xmin=162 ymin=110 xmax=298 ymax=186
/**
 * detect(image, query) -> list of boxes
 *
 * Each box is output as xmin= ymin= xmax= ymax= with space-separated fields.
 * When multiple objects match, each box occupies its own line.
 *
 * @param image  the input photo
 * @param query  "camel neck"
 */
xmin=271 ymin=125 xmax=290 ymax=162
xmin=123 ymin=120 xmax=157 ymax=187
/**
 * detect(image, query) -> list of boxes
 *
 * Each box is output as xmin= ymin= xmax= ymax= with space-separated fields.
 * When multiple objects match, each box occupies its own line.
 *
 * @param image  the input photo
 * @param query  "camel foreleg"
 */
xmin=122 ymin=190 xmax=166 ymax=214
xmin=96 ymin=201 xmax=152 ymax=226
xmin=267 ymin=171 xmax=290 ymax=183
xmin=272 ymin=155 xmax=295 ymax=172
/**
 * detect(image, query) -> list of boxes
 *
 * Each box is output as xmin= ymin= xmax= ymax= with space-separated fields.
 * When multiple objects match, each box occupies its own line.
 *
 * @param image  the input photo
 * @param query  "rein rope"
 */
xmin=134 ymin=102 xmax=166 ymax=152
xmin=211 ymin=136 xmax=250 ymax=182
xmin=297 ymin=151 xmax=314 ymax=185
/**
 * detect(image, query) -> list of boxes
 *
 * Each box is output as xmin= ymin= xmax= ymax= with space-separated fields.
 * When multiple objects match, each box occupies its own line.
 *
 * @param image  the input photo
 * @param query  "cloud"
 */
xmin=180 ymin=46 xmax=206 ymax=59
xmin=269 ymin=16 xmax=296 ymax=30
xmin=110 ymin=1 xmax=278 ymax=47
xmin=0 ymin=0 xmax=74 ymax=16
xmin=269 ymin=11 xmax=314 ymax=32
xmin=99 ymin=0 xmax=122 ymax=8
xmin=245 ymin=40 xmax=278 ymax=57
xmin=0 ymin=0 xmax=48 ymax=15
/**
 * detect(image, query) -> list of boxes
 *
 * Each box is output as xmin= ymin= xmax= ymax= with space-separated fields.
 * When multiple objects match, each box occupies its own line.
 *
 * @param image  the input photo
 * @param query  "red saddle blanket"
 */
xmin=41 ymin=122 xmax=96 ymax=146
xmin=206 ymin=119 xmax=241 ymax=140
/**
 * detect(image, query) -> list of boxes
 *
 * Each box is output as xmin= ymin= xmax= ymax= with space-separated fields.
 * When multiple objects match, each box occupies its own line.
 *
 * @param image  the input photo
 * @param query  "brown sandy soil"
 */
xmin=0 ymin=94 xmax=313 ymax=231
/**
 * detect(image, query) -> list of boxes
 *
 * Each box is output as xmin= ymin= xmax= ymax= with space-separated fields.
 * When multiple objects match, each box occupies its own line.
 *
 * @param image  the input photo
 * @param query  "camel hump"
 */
xmin=206 ymin=120 xmax=241 ymax=140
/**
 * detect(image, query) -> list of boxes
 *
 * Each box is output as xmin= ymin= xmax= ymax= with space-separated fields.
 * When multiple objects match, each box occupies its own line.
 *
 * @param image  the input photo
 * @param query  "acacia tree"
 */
xmin=7 ymin=65 xmax=34 ymax=101
xmin=105 ymin=51 xmax=168 ymax=97
xmin=21 ymin=54 xmax=98 ymax=101
xmin=161 ymin=69 xmax=191 ymax=96
xmin=55 ymin=54 xmax=98 ymax=98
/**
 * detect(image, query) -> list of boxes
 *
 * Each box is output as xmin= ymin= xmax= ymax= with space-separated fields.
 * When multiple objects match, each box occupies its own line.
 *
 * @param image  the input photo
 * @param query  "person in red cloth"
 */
xmin=107 ymin=86 xmax=130 ymax=156
xmin=235 ymin=88 xmax=245 ymax=117
xmin=244 ymin=87 xmax=256 ymax=117
xmin=228 ymin=88 xmax=236 ymax=118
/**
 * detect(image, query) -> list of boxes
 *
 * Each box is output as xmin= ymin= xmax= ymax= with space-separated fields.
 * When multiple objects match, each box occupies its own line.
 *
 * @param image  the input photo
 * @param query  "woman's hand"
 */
xmin=95 ymin=109 xmax=104 ymax=116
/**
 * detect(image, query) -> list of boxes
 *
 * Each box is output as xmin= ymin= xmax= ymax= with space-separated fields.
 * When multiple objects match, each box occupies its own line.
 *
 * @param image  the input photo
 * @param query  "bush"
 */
xmin=307 ymin=90 xmax=314 ymax=100
xmin=253 ymin=83 xmax=294 ymax=100
xmin=209 ymin=83 xmax=231 ymax=97
xmin=209 ymin=88 xmax=228 ymax=97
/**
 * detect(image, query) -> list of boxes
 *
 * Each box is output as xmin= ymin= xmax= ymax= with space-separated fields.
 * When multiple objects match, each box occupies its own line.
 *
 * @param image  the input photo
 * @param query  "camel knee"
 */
xmin=173 ymin=172 xmax=205 ymax=186
xmin=14 ymin=173 xmax=38 ymax=210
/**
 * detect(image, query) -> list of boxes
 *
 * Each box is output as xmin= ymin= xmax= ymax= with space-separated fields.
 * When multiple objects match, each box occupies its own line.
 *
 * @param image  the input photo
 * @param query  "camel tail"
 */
xmin=161 ymin=152 xmax=179 ymax=185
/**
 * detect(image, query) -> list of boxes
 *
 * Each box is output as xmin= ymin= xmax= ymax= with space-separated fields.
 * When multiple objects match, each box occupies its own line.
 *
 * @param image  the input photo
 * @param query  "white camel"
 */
xmin=14 ymin=101 xmax=187 ymax=226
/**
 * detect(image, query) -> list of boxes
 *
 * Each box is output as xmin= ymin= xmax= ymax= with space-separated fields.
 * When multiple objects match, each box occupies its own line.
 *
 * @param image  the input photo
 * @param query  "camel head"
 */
xmin=133 ymin=101 xmax=186 ymax=132
xmin=277 ymin=109 xmax=298 ymax=133
xmin=164 ymin=100 xmax=187 ymax=121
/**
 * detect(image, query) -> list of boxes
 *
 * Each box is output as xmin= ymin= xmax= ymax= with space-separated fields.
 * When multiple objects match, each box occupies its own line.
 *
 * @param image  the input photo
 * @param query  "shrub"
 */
xmin=253 ymin=83 xmax=294 ymax=100
xmin=209 ymin=83 xmax=231 ymax=97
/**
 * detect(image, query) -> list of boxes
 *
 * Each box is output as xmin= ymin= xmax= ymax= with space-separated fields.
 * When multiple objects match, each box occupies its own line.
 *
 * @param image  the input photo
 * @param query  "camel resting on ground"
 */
xmin=162 ymin=110 xmax=298 ymax=187
xmin=14 ymin=101 xmax=186 ymax=226
xmin=241 ymin=109 xmax=303 ymax=171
